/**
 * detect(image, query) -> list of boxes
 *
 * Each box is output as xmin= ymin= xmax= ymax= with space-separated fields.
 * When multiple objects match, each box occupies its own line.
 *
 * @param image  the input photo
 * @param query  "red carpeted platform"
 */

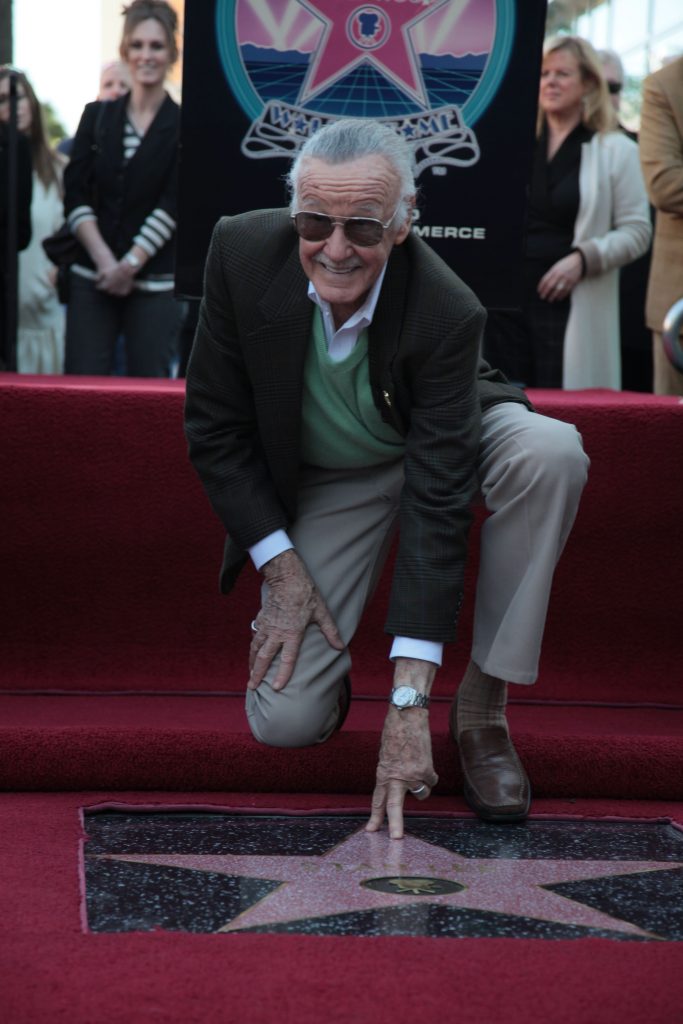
xmin=2 ymin=792 xmax=683 ymax=1024
xmin=1 ymin=376 xmax=683 ymax=1022
xmin=0 ymin=375 xmax=682 ymax=794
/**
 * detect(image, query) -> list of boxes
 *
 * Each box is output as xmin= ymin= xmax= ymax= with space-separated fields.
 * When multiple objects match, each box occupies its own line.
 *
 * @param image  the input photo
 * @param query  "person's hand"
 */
xmin=95 ymin=259 xmax=136 ymax=296
xmin=248 ymin=549 xmax=344 ymax=692
xmin=366 ymin=706 xmax=438 ymax=839
xmin=366 ymin=657 xmax=438 ymax=839
xmin=537 ymin=251 xmax=583 ymax=303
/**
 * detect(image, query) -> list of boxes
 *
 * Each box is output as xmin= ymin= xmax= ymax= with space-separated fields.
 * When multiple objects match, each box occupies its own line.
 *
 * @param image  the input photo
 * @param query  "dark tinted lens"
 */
xmin=294 ymin=212 xmax=335 ymax=241
xmin=344 ymin=218 xmax=384 ymax=246
xmin=607 ymin=81 xmax=622 ymax=94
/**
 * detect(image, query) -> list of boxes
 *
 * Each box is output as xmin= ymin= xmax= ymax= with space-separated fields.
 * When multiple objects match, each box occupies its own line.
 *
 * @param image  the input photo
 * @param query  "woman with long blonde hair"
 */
xmin=484 ymin=35 xmax=651 ymax=389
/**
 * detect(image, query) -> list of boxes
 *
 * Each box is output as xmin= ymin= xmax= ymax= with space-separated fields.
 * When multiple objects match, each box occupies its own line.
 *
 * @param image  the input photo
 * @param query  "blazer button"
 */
xmin=382 ymin=389 xmax=392 ymax=408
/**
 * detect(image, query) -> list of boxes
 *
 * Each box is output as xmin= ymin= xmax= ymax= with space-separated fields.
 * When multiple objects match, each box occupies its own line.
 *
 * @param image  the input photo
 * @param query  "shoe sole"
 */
xmin=463 ymin=779 xmax=531 ymax=824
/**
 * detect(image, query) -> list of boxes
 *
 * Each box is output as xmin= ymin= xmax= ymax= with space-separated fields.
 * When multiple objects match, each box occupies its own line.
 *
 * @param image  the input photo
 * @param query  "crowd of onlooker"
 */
xmin=1 ymin=0 xmax=187 ymax=379
xmin=1 ymin=8 xmax=681 ymax=394
xmin=481 ymin=35 xmax=682 ymax=396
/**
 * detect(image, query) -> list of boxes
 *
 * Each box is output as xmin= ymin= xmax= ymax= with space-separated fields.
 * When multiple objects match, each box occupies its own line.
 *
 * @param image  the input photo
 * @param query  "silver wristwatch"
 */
xmin=389 ymin=685 xmax=430 ymax=710
xmin=123 ymin=251 xmax=141 ymax=269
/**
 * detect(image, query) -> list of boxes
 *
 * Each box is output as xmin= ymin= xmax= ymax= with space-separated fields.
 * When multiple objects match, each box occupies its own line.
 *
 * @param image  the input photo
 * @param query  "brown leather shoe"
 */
xmin=450 ymin=699 xmax=531 ymax=823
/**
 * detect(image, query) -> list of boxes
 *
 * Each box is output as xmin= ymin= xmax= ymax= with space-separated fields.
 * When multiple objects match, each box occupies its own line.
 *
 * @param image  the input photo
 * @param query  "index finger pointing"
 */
xmin=385 ymin=779 xmax=408 ymax=840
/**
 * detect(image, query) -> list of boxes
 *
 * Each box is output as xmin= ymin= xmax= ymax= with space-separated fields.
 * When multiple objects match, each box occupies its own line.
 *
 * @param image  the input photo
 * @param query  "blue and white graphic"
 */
xmin=215 ymin=0 xmax=515 ymax=177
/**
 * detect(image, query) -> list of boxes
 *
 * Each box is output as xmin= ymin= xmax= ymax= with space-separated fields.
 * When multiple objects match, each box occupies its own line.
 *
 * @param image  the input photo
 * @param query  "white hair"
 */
xmin=597 ymin=48 xmax=624 ymax=79
xmin=287 ymin=118 xmax=416 ymax=223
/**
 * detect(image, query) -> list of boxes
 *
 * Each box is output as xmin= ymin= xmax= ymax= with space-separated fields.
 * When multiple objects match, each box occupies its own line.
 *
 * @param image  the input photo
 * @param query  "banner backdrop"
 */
xmin=177 ymin=0 xmax=547 ymax=307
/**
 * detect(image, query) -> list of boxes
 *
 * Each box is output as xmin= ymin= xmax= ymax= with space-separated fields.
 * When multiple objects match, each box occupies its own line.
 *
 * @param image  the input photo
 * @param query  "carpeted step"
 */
xmin=2 ymin=695 xmax=682 ymax=799
xmin=1 ymin=378 xmax=682 ymax=707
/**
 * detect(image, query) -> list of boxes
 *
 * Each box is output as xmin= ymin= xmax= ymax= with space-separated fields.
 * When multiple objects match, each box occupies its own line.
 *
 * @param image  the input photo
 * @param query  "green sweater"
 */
xmin=300 ymin=308 xmax=406 ymax=468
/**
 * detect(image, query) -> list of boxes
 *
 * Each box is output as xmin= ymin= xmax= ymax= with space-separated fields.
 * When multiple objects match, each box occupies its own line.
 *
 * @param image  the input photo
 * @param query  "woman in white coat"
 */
xmin=484 ymin=35 xmax=651 ymax=390
xmin=0 ymin=68 xmax=66 ymax=374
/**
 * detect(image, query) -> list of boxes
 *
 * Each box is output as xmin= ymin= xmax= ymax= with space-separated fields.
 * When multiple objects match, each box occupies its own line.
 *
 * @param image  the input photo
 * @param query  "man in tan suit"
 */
xmin=639 ymin=55 xmax=683 ymax=395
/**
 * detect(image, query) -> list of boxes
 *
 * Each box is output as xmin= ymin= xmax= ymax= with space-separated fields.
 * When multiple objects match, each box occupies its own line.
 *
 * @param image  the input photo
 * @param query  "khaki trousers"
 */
xmin=246 ymin=402 xmax=589 ymax=747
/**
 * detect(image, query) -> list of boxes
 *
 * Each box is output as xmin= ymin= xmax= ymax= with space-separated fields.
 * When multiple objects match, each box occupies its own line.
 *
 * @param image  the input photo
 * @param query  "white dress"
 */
xmin=17 ymin=170 xmax=66 ymax=374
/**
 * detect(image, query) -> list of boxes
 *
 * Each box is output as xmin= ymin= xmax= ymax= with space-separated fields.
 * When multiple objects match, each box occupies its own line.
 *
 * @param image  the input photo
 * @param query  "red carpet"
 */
xmin=2 ymin=792 xmax=683 ymax=1024
xmin=0 ymin=377 xmax=681 ymax=705
xmin=1 ymin=378 xmax=683 ymax=1021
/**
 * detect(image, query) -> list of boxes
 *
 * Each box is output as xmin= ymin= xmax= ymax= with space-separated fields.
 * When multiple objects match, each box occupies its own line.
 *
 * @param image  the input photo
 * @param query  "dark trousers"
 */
xmin=483 ymin=265 xmax=570 ymax=389
xmin=65 ymin=273 xmax=182 ymax=377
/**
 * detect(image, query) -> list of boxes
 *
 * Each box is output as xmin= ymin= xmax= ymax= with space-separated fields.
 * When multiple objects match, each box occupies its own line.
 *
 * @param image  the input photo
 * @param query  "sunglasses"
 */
xmin=291 ymin=204 xmax=402 ymax=247
xmin=607 ymin=81 xmax=623 ymax=95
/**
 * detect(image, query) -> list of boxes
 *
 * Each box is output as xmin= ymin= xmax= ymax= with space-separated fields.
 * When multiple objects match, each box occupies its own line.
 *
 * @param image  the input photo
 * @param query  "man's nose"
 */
xmin=324 ymin=223 xmax=352 ymax=258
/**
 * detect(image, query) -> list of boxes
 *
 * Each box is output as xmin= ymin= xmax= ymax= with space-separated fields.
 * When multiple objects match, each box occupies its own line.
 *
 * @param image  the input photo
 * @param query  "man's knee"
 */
xmin=246 ymin=688 xmax=336 ymax=748
xmin=525 ymin=416 xmax=589 ymax=492
xmin=496 ymin=415 xmax=589 ymax=506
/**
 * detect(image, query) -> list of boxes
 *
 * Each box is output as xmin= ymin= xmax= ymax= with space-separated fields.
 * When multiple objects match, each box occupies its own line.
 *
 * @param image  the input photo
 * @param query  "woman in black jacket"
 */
xmin=63 ymin=0 xmax=181 ymax=377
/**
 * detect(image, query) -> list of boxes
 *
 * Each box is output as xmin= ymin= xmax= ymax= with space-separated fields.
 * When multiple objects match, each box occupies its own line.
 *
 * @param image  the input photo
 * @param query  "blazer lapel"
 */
xmin=243 ymin=239 xmax=313 ymax=513
xmin=245 ymin=240 xmax=312 ymax=375
xmin=373 ymin=242 xmax=410 ymax=350
xmin=369 ymin=242 xmax=410 ymax=427
xmin=124 ymin=94 xmax=177 ymax=176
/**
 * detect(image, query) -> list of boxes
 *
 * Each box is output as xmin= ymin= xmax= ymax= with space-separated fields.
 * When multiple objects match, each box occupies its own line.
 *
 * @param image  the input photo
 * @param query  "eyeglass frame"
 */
xmin=290 ymin=202 xmax=405 ymax=247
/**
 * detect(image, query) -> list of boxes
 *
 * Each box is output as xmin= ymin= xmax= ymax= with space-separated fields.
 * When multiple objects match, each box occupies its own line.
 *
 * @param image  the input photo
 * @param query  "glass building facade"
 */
xmin=546 ymin=0 xmax=683 ymax=126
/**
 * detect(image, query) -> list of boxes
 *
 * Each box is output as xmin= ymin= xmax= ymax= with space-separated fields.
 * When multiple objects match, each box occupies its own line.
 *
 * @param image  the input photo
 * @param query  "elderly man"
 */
xmin=185 ymin=119 xmax=588 ymax=838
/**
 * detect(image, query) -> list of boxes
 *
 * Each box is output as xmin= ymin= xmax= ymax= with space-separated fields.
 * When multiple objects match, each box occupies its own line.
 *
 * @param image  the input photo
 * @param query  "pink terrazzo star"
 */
xmin=99 ymin=827 xmax=682 ymax=937
xmin=296 ymin=0 xmax=449 ymax=107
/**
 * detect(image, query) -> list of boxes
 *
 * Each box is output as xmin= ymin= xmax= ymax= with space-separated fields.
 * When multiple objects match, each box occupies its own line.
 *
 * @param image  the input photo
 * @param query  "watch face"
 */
xmin=392 ymin=686 xmax=415 ymax=707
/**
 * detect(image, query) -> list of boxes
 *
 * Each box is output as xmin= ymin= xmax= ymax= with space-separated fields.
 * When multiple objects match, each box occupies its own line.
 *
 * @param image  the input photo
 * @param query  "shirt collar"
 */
xmin=307 ymin=262 xmax=388 ymax=335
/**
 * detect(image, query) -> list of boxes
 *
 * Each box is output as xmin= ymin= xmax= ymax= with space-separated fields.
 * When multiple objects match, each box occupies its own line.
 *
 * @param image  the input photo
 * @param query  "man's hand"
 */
xmin=248 ymin=549 xmax=344 ymax=692
xmin=366 ymin=657 xmax=438 ymax=839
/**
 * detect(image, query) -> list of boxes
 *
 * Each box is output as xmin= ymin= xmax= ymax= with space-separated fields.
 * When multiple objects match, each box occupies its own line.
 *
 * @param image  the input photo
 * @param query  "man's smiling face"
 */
xmin=295 ymin=154 xmax=413 ymax=329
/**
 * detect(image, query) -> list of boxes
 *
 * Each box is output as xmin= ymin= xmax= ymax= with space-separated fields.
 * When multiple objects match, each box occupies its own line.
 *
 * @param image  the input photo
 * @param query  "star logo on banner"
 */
xmin=296 ymin=0 xmax=449 ymax=108
xmin=98 ymin=828 xmax=682 ymax=938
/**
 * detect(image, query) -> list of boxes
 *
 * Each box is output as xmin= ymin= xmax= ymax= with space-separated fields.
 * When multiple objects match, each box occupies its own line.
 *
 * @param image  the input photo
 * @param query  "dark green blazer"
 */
xmin=185 ymin=209 xmax=529 ymax=642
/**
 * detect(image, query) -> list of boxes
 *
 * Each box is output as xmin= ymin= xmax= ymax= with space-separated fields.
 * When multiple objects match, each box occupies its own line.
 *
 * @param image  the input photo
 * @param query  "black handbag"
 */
xmin=42 ymin=221 xmax=79 ymax=268
xmin=42 ymin=224 xmax=78 ymax=303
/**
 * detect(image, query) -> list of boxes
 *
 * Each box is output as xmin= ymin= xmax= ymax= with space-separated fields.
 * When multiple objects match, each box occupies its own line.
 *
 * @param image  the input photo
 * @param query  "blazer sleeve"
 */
xmin=184 ymin=218 xmax=290 ymax=551
xmin=639 ymin=73 xmax=683 ymax=216
xmin=130 ymin=106 xmax=179 ymax=257
xmin=63 ymin=102 xmax=100 ymax=223
xmin=130 ymin=157 xmax=178 ymax=258
xmin=386 ymin=285 xmax=484 ymax=642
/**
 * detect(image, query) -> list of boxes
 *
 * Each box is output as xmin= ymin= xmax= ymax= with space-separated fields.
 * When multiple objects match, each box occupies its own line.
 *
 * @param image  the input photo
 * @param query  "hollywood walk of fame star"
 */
xmin=95 ymin=827 xmax=683 ymax=938
xmin=296 ymin=0 xmax=450 ymax=108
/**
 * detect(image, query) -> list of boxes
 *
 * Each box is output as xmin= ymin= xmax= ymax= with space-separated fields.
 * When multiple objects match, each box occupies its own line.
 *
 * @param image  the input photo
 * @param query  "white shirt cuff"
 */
xmin=389 ymin=637 xmax=443 ymax=667
xmin=248 ymin=530 xmax=294 ymax=571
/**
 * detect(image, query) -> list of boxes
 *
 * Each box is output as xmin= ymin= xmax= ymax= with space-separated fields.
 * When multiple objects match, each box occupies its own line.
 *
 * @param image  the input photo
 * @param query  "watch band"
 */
xmin=389 ymin=686 xmax=430 ymax=710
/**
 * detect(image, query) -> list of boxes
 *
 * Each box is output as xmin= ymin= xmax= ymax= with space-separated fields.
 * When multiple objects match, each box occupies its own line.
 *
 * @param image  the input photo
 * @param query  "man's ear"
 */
xmin=394 ymin=196 xmax=416 ymax=246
